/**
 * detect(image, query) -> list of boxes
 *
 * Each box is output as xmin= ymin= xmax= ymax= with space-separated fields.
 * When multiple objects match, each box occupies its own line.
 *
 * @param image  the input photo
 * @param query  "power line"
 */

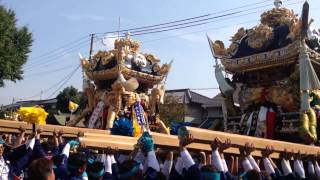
xmin=25 ymin=39 xmax=90 ymax=69
xmin=28 ymin=35 xmax=89 ymax=62
xmin=118 ymin=11 xmax=242 ymax=35
xmin=141 ymin=19 xmax=258 ymax=44
xmin=24 ymin=43 xmax=88 ymax=72
xmin=25 ymin=0 xmax=302 ymax=77
xmin=25 ymin=64 xmax=76 ymax=77
xmin=20 ymin=65 xmax=81 ymax=101
xmin=24 ymin=0 xmax=299 ymax=71
xmin=96 ymin=0 xmax=301 ymax=39
xmin=22 ymin=0 xmax=303 ymax=80
xmin=95 ymin=0 xmax=271 ymax=35
xmin=47 ymin=65 xmax=81 ymax=98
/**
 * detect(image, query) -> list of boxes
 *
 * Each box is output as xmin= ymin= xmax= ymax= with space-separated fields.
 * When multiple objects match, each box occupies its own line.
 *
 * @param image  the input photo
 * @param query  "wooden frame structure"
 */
xmin=0 ymin=119 xmax=319 ymax=158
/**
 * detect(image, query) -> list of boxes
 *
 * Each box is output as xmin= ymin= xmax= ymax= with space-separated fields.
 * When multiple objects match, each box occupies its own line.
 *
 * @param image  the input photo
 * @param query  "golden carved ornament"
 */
xmin=212 ymin=40 xmax=227 ymax=56
xmin=114 ymin=38 xmax=140 ymax=52
xmin=159 ymin=63 xmax=171 ymax=75
xmin=260 ymin=8 xmax=301 ymax=40
xmin=227 ymin=43 xmax=239 ymax=56
xmin=91 ymin=51 xmax=115 ymax=67
xmin=145 ymin=54 xmax=160 ymax=63
xmin=260 ymin=8 xmax=298 ymax=27
xmin=81 ymin=59 xmax=91 ymax=70
xmin=246 ymin=24 xmax=273 ymax=49
xmin=230 ymin=27 xmax=246 ymax=42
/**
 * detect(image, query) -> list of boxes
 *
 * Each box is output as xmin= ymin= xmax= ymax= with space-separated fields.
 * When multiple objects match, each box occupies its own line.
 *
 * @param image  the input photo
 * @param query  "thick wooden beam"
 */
xmin=0 ymin=119 xmax=314 ymax=158
xmin=0 ymin=119 xmax=107 ymax=135
xmin=183 ymin=126 xmax=320 ymax=155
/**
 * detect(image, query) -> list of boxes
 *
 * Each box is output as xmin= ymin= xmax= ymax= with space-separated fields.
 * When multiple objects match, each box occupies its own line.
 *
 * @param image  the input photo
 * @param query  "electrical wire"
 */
xmin=96 ymin=0 xmax=301 ymax=39
xmin=24 ymin=0 xmax=303 ymax=78
xmin=94 ymin=0 xmax=271 ymax=35
xmin=21 ymin=65 xmax=81 ymax=101
xmin=25 ymin=64 xmax=76 ymax=77
xmin=28 ymin=35 xmax=89 ymax=62
xmin=24 ymin=43 xmax=88 ymax=72
xmin=95 ymin=0 xmax=297 ymax=37
xmin=25 ymin=39 xmax=90 ymax=69
xmin=24 ymin=0 xmax=300 ymax=71
xmin=46 ymin=65 xmax=81 ymax=98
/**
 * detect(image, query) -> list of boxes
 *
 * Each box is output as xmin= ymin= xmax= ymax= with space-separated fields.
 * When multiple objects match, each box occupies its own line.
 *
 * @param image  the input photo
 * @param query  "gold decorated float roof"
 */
xmin=81 ymin=35 xmax=171 ymax=86
xmin=208 ymin=2 xmax=320 ymax=73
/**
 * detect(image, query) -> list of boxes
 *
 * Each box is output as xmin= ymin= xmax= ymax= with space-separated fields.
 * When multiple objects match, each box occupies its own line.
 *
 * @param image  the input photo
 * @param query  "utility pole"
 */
xmin=89 ymin=34 xmax=94 ymax=62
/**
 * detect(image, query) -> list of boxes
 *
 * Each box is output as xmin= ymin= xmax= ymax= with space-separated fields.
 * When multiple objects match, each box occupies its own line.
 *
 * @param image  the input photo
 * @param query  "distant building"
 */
xmin=165 ymin=89 xmax=224 ymax=128
xmin=1 ymin=98 xmax=85 ymax=127
xmin=2 ymin=98 xmax=57 ymax=111
xmin=199 ymin=93 xmax=224 ymax=131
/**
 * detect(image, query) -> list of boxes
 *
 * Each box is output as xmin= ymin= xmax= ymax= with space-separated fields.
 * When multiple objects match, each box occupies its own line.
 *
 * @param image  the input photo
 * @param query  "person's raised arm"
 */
xmin=280 ymin=149 xmax=293 ymax=177
xmin=162 ymin=151 xmax=173 ymax=179
xmin=245 ymin=143 xmax=260 ymax=172
xmin=179 ymin=133 xmax=195 ymax=170
xmin=15 ymin=126 xmax=26 ymax=147
xmin=53 ymin=129 xmax=59 ymax=148
xmin=262 ymin=146 xmax=276 ymax=178
xmin=219 ymin=138 xmax=232 ymax=173
xmin=293 ymin=151 xmax=305 ymax=179
xmin=210 ymin=137 xmax=224 ymax=172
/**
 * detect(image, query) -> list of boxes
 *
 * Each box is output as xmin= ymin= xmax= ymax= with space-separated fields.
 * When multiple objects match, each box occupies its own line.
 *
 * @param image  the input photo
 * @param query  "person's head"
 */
xmin=240 ymin=169 xmax=262 ymax=180
xmin=118 ymin=159 xmax=142 ymax=180
xmin=68 ymin=153 xmax=87 ymax=176
xmin=87 ymin=161 xmax=105 ymax=180
xmin=28 ymin=158 xmax=55 ymax=180
xmin=200 ymin=165 xmax=221 ymax=180
xmin=52 ymin=154 xmax=64 ymax=167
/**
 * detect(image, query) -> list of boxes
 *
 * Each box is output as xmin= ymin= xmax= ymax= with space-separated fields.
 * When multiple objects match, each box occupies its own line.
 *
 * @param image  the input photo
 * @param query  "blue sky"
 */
xmin=0 ymin=0 xmax=319 ymax=105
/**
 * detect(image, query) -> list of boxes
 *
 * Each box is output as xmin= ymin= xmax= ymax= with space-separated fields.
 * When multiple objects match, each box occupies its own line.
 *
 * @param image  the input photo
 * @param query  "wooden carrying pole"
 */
xmin=182 ymin=126 xmax=320 ymax=155
xmin=0 ymin=119 xmax=318 ymax=158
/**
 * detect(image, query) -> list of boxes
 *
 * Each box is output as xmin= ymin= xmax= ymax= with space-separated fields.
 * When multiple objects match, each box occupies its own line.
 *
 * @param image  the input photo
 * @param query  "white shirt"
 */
xmin=0 ymin=156 xmax=9 ymax=180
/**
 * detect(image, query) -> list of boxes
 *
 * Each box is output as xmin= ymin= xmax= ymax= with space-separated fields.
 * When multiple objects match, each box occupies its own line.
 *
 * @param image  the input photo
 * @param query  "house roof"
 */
xmin=16 ymin=98 xmax=57 ymax=105
xmin=165 ymin=89 xmax=220 ymax=106
xmin=2 ymin=98 xmax=57 ymax=110
xmin=202 ymin=93 xmax=224 ymax=108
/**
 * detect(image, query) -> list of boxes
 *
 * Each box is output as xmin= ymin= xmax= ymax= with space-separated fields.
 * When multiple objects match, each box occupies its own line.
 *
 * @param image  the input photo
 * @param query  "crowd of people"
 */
xmin=0 ymin=128 xmax=320 ymax=180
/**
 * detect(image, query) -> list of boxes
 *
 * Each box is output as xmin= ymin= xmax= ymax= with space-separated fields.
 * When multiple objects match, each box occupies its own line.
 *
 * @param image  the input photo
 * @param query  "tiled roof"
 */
xmin=166 ymin=89 xmax=221 ymax=106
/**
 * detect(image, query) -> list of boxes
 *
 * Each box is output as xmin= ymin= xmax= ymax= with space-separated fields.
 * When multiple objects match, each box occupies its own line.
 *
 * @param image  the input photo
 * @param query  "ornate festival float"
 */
xmin=208 ymin=0 xmax=320 ymax=144
xmin=72 ymin=33 xmax=172 ymax=136
xmin=2 ymin=0 xmax=320 ymax=157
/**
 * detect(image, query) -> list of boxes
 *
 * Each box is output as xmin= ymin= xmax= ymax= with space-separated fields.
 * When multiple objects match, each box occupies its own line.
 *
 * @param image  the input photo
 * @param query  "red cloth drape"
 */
xmin=266 ymin=111 xmax=276 ymax=139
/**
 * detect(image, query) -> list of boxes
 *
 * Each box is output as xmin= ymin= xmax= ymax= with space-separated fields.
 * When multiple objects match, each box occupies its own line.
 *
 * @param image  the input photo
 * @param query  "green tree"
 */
xmin=0 ymin=5 xmax=32 ymax=87
xmin=159 ymin=94 xmax=185 ymax=126
xmin=56 ymin=86 xmax=86 ymax=113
